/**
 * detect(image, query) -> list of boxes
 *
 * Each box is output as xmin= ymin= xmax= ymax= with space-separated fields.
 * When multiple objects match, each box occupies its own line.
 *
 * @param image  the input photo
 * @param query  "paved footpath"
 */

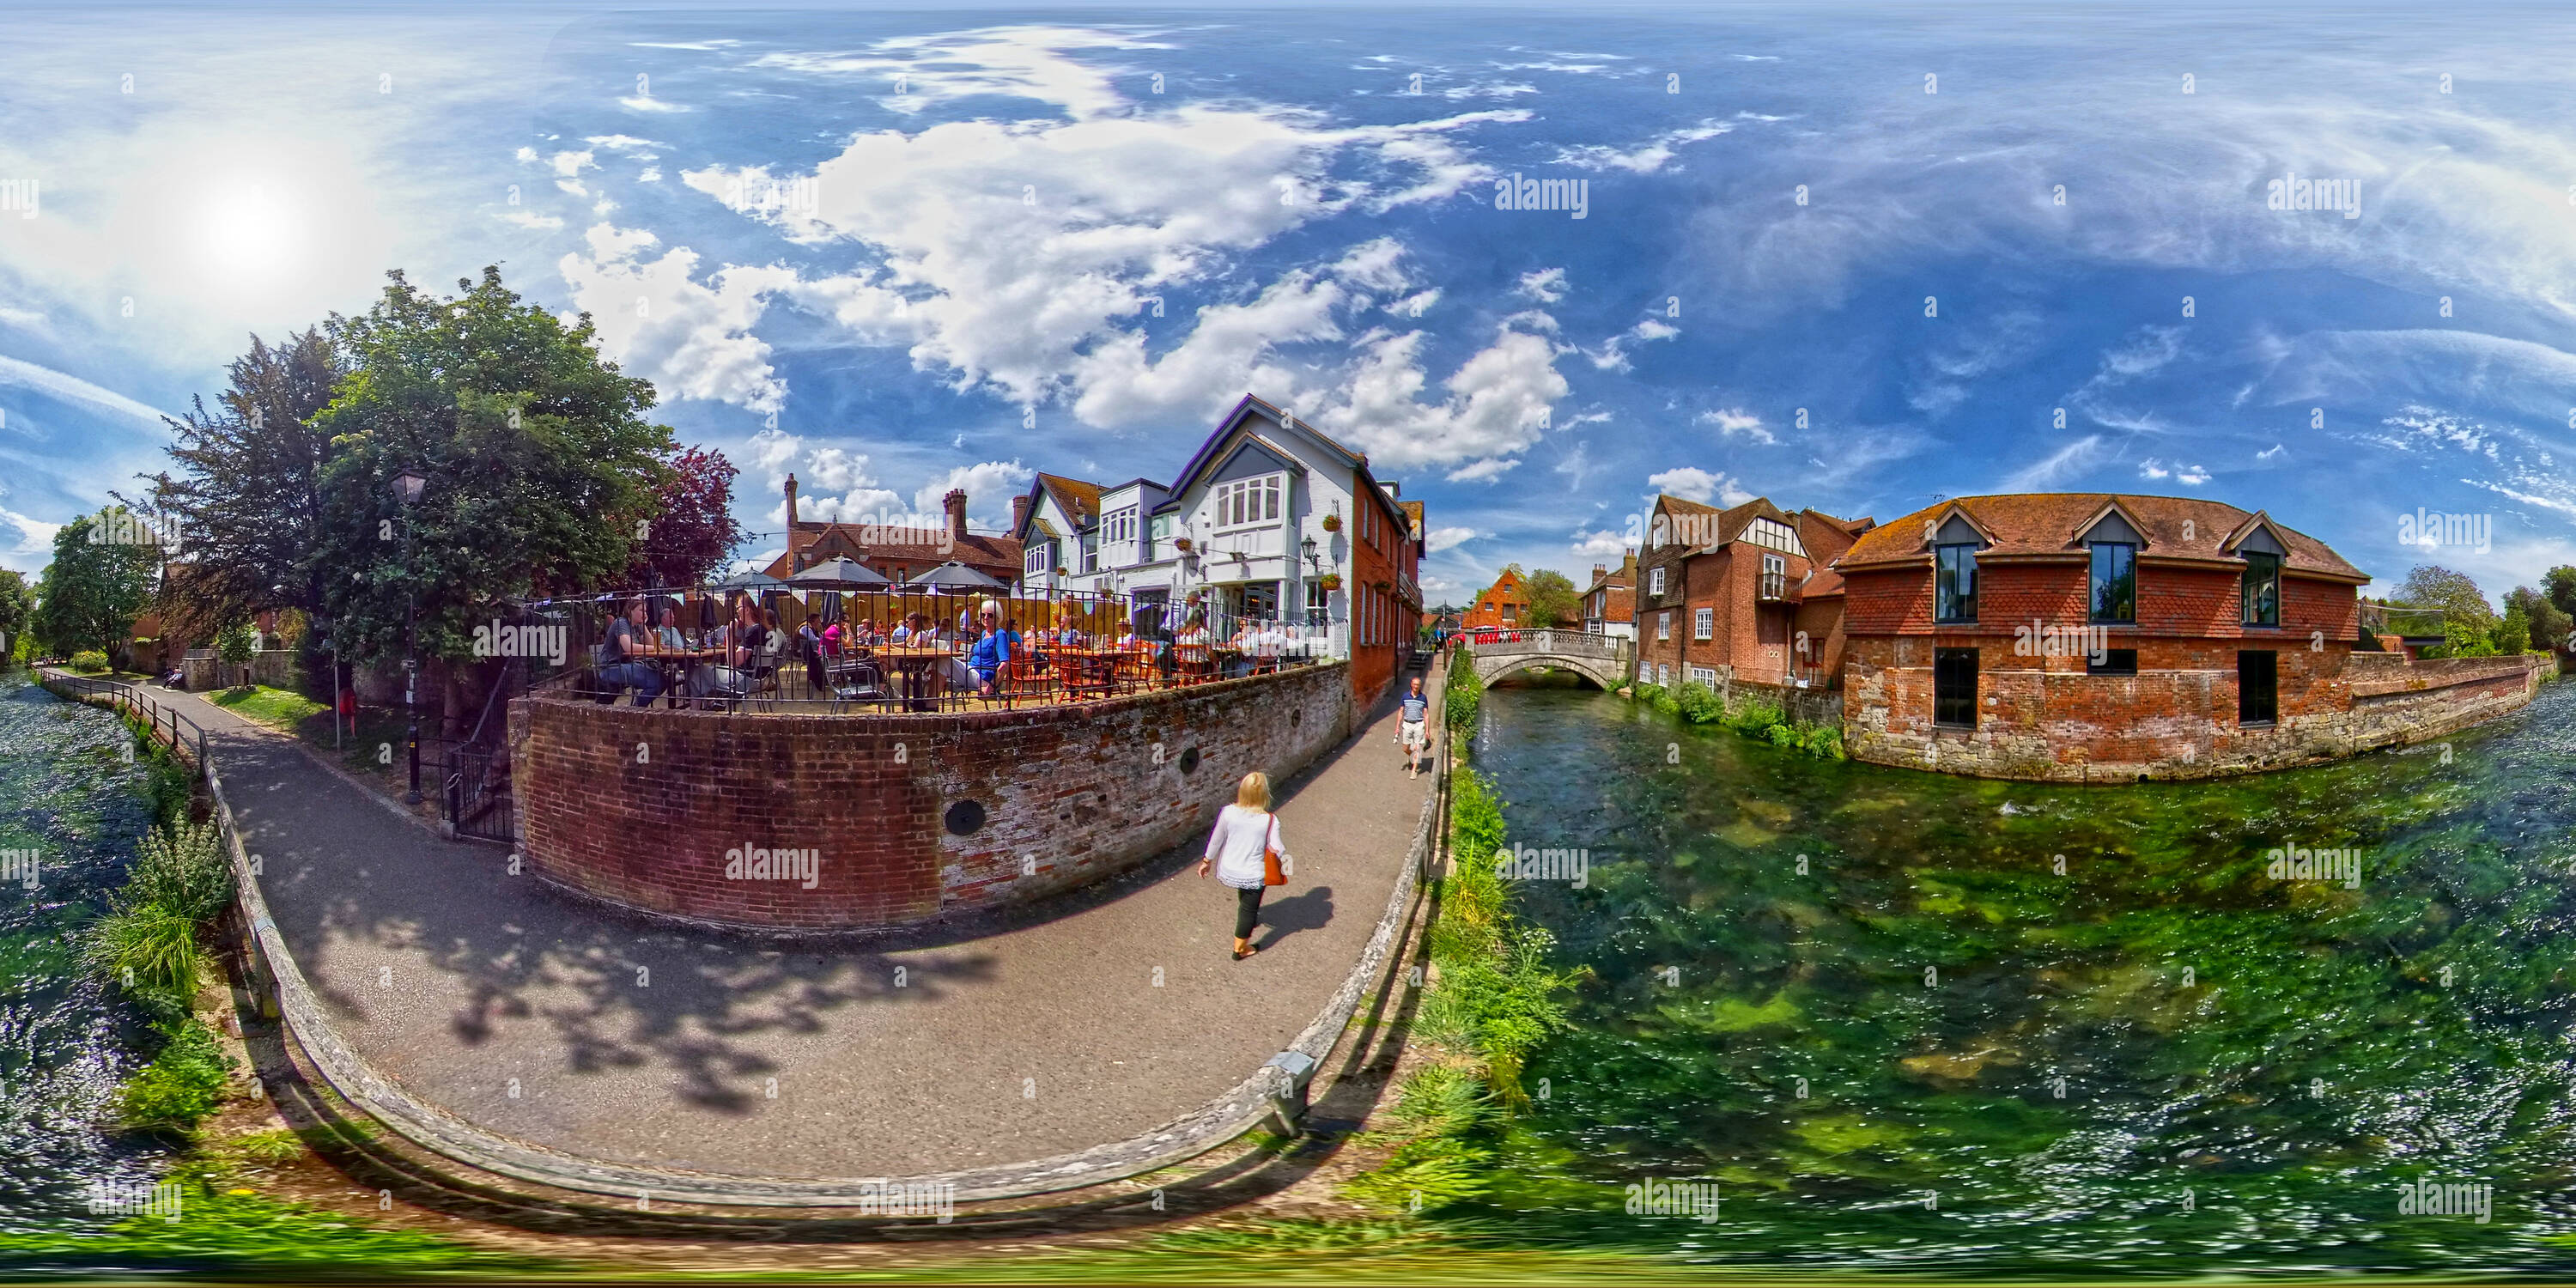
xmin=134 ymin=676 xmax=1431 ymax=1180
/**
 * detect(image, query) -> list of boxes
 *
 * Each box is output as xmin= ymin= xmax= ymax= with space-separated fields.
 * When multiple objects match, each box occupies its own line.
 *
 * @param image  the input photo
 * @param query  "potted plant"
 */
xmin=1316 ymin=572 xmax=1343 ymax=592
xmin=1174 ymin=537 xmax=1194 ymax=553
xmin=1320 ymin=513 xmax=1341 ymax=533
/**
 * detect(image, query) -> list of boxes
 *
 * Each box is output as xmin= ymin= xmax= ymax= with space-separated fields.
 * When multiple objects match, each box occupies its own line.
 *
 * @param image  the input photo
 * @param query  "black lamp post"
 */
xmin=392 ymin=469 xmax=427 ymax=805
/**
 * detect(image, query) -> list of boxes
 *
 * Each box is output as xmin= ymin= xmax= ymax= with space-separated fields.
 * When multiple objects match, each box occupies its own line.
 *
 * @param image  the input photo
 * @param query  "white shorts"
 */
xmin=1400 ymin=720 xmax=1428 ymax=751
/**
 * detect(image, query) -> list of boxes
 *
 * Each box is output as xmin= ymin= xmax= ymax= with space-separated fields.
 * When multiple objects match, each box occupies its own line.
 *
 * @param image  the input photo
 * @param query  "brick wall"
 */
xmin=508 ymin=662 xmax=1352 ymax=932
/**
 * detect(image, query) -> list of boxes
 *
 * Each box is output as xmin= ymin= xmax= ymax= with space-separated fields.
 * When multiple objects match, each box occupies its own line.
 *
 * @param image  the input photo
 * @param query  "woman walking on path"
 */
xmin=1200 ymin=771 xmax=1291 ymax=961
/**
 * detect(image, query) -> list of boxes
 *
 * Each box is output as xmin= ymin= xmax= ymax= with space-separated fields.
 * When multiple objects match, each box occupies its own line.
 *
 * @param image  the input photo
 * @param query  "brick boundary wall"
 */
xmin=1844 ymin=650 xmax=2553 ymax=782
xmin=507 ymin=663 xmax=1353 ymax=932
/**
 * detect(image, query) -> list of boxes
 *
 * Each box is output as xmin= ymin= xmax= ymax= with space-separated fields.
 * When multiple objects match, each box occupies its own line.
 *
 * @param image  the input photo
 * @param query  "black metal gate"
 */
xmin=442 ymin=745 xmax=514 ymax=843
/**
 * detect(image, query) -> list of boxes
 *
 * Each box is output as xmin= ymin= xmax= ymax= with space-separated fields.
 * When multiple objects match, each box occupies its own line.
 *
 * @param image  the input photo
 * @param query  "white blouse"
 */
xmin=1205 ymin=804 xmax=1291 ymax=890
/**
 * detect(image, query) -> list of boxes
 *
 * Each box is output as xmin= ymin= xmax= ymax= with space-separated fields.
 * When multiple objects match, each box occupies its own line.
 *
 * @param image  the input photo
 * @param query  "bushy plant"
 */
xmin=1674 ymin=680 xmax=1723 ymax=724
xmin=129 ymin=820 xmax=234 ymax=924
xmin=70 ymin=649 xmax=111 ymax=673
xmin=1444 ymin=647 xmax=1481 ymax=730
xmin=88 ymin=902 xmax=206 ymax=1004
xmin=116 ymin=1016 xmax=234 ymax=1139
xmin=1723 ymin=698 xmax=1784 ymax=736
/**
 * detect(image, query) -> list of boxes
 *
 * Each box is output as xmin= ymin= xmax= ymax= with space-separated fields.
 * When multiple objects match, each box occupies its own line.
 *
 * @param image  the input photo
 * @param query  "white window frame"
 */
xmin=1694 ymin=607 xmax=1713 ymax=641
xmin=1649 ymin=566 xmax=1666 ymax=597
xmin=1657 ymin=611 xmax=1671 ymax=641
xmin=1657 ymin=664 xmax=1670 ymax=686
xmin=1212 ymin=474 xmax=1283 ymax=532
xmin=1025 ymin=544 xmax=1049 ymax=575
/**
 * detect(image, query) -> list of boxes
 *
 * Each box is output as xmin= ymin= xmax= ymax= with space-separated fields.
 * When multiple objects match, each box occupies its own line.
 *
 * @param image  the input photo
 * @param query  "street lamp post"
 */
xmin=392 ymin=469 xmax=427 ymax=805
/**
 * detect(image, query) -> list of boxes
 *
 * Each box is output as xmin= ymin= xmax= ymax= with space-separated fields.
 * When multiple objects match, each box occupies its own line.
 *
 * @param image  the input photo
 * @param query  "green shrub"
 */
xmin=1767 ymin=723 xmax=1795 ymax=747
xmin=1801 ymin=724 xmax=1846 ymax=761
xmin=88 ymin=902 xmax=206 ymax=1004
xmin=70 ymin=649 xmax=111 ymax=673
xmin=129 ymin=820 xmax=234 ymax=923
xmin=116 ymin=1016 xmax=233 ymax=1138
xmin=1631 ymin=681 xmax=1663 ymax=706
xmin=1444 ymin=648 xmax=1481 ymax=730
xmin=1674 ymin=680 xmax=1723 ymax=724
xmin=1722 ymin=698 xmax=1784 ymax=736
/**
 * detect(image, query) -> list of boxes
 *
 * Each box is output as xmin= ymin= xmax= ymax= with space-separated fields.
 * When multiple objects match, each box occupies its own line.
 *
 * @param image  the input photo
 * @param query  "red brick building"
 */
xmin=763 ymin=477 xmax=1024 ymax=586
xmin=1580 ymin=554 xmax=1637 ymax=639
xmin=1465 ymin=568 xmax=1528 ymax=629
xmin=1631 ymin=495 xmax=1874 ymax=693
xmin=1834 ymin=493 xmax=2378 ymax=779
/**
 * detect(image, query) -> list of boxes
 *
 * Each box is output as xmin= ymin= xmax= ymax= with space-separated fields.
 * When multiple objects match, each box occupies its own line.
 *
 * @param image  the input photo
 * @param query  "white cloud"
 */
xmin=1698 ymin=407 xmax=1776 ymax=444
xmin=0 ymin=355 xmax=175 ymax=426
xmin=1323 ymin=319 xmax=1570 ymax=475
xmin=1424 ymin=526 xmax=1479 ymax=552
xmin=1646 ymin=466 xmax=1753 ymax=507
xmin=1516 ymin=267 xmax=1566 ymax=303
xmin=1587 ymin=317 xmax=1679 ymax=372
xmin=558 ymin=224 xmax=796 ymax=414
xmin=496 ymin=210 xmax=565 ymax=231
xmin=912 ymin=459 xmax=1033 ymax=532
xmin=1570 ymin=527 xmax=1632 ymax=559
xmin=1446 ymin=458 xmax=1522 ymax=483
xmin=1554 ymin=118 xmax=1733 ymax=173
xmin=584 ymin=135 xmax=662 ymax=155
xmin=2000 ymin=434 xmax=2106 ymax=491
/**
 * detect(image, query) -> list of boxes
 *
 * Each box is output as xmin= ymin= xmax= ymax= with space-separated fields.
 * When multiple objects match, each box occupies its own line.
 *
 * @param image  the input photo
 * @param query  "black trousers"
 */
xmin=1234 ymin=884 xmax=1265 ymax=939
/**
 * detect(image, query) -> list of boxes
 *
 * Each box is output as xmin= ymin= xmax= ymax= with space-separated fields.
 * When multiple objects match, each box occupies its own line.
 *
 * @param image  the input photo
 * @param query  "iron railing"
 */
xmin=41 ymin=671 xmax=211 ymax=771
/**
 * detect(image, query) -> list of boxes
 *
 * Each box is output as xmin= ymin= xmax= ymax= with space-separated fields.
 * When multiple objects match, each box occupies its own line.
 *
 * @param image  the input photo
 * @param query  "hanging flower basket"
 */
xmin=1320 ymin=513 xmax=1341 ymax=533
xmin=1174 ymin=537 xmax=1194 ymax=553
xmin=1317 ymin=573 xmax=1343 ymax=592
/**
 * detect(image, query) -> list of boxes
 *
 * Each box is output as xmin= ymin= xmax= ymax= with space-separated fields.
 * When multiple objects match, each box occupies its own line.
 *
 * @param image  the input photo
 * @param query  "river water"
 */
xmin=0 ymin=671 xmax=173 ymax=1235
xmin=1463 ymin=674 xmax=2576 ymax=1276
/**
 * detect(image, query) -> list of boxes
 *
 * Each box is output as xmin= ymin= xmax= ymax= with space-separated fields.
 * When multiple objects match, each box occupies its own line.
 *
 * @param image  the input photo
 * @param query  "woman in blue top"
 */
xmin=969 ymin=598 xmax=1012 ymax=697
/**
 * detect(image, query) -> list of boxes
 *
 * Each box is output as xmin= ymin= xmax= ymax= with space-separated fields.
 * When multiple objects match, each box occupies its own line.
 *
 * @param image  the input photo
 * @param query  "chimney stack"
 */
xmin=1012 ymin=494 xmax=1030 ymax=535
xmin=945 ymin=488 xmax=969 ymax=542
xmin=785 ymin=472 xmax=799 ymax=529
xmin=1593 ymin=563 xmax=1607 ymax=586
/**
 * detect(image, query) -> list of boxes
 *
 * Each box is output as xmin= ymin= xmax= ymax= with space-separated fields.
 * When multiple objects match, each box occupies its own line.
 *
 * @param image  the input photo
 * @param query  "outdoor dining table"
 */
xmin=869 ymin=641 xmax=963 ymax=711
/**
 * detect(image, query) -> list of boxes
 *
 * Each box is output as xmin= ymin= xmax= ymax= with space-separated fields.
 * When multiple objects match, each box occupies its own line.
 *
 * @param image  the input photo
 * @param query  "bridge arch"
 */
xmin=1478 ymin=653 xmax=1621 ymax=691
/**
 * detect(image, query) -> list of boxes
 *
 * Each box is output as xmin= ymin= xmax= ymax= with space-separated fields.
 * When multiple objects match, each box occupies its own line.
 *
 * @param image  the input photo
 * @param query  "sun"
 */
xmin=192 ymin=179 xmax=303 ymax=284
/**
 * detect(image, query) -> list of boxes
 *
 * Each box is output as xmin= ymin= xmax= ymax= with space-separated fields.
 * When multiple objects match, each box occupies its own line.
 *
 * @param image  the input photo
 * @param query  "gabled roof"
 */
xmin=2071 ymin=496 xmax=2153 ymax=548
xmin=1792 ymin=510 xmax=1868 ymax=598
xmin=1034 ymin=472 xmax=1103 ymax=526
xmin=1837 ymin=494 xmax=2366 ymax=581
xmin=1582 ymin=552 xmax=1637 ymax=596
xmin=1157 ymin=394 xmax=1412 ymax=538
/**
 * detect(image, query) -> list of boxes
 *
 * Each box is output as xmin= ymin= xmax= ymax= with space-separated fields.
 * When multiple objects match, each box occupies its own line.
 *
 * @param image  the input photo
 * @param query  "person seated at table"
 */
xmin=597 ymin=597 xmax=665 ymax=706
xmin=798 ymin=617 xmax=826 ymax=694
xmin=849 ymin=618 xmax=877 ymax=652
xmin=967 ymin=599 xmax=1014 ymax=697
xmin=822 ymin=618 xmax=844 ymax=658
xmin=654 ymin=602 xmax=690 ymax=653
xmin=690 ymin=598 xmax=767 ymax=702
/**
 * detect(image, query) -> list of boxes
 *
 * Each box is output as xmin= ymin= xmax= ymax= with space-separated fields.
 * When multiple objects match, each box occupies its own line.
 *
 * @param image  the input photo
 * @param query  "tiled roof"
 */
xmin=1838 ymin=494 xmax=2366 ymax=580
xmin=763 ymin=522 xmax=1024 ymax=580
xmin=1398 ymin=499 xmax=1425 ymax=539
xmin=1036 ymin=472 xmax=1103 ymax=525
xmin=1793 ymin=510 xmax=1869 ymax=598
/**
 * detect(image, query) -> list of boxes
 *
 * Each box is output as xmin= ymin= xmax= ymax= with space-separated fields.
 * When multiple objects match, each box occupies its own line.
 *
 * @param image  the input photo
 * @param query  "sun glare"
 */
xmin=195 ymin=180 xmax=302 ymax=283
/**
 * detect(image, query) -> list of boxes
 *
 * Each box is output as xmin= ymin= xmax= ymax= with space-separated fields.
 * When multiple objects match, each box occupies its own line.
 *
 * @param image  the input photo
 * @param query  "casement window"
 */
xmin=2088 ymin=647 xmax=2138 ymax=676
xmin=1080 ymin=531 xmax=1098 ymax=574
xmin=1934 ymin=647 xmax=1978 ymax=727
xmin=1657 ymin=664 xmax=1670 ymax=686
xmin=1306 ymin=580 xmax=1330 ymax=626
xmin=1025 ymin=544 xmax=1050 ymax=575
xmin=1214 ymin=475 xmax=1281 ymax=529
xmin=1102 ymin=507 xmax=1138 ymax=553
xmin=1657 ymin=611 xmax=1671 ymax=641
xmin=1760 ymin=551 xmax=1787 ymax=598
xmin=1935 ymin=545 xmax=1978 ymax=623
xmin=2090 ymin=543 xmax=2136 ymax=623
xmin=2238 ymin=650 xmax=2278 ymax=725
xmin=1689 ymin=666 xmax=1717 ymax=685
xmin=1649 ymin=566 xmax=1667 ymax=597
xmin=1694 ymin=607 xmax=1713 ymax=641
xmin=2241 ymin=551 xmax=2281 ymax=626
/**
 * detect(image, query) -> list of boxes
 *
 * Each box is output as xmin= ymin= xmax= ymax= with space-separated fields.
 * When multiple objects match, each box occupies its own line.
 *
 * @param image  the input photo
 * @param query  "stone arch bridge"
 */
xmin=1461 ymin=629 xmax=1632 ymax=691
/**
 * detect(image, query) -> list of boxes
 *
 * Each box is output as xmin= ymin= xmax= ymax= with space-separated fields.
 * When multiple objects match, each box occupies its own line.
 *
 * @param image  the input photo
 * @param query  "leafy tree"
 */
xmin=307 ymin=268 xmax=671 ymax=690
xmin=624 ymin=444 xmax=744 ymax=586
xmin=2545 ymin=566 xmax=2576 ymax=623
xmin=2495 ymin=600 xmax=2532 ymax=655
xmin=2505 ymin=585 xmax=2570 ymax=653
xmin=215 ymin=621 xmax=256 ymax=690
xmin=1520 ymin=568 xmax=1583 ymax=628
xmin=2397 ymin=565 xmax=2494 ymax=658
xmin=32 ymin=512 xmax=161 ymax=665
xmin=0 ymin=568 xmax=33 ymax=659
xmin=126 ymin=329 xmax=344 ymax=653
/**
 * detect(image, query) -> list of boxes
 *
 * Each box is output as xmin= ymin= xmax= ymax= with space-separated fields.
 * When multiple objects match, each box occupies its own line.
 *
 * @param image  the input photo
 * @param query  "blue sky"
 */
xmin=2 ymin=2 xmax=2571 ymax=608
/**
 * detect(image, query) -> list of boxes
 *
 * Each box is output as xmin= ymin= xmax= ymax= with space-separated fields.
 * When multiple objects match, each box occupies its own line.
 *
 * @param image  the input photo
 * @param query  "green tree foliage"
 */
xmin=129 ymin=329 xmax=344 ymax=647
xmin=2494 ymin=600 xmax=2532 ymax=655
xmin=215 ymin=621 xmax=256 ymax=689
xmin=0 ymin=567 xmax=33 ymax=649
xmin=33 ymin=512 xmax=161 ymax=662
xmin=2398 ymin=565 xmax=2496 ymax=659
xmin=2505 ymin=586 xmax=2571 ymax=653
xmin=1519 ymin=567 xmax=1583 ymax=628
xmin=308 ymin=268 xmax=675 ymax=668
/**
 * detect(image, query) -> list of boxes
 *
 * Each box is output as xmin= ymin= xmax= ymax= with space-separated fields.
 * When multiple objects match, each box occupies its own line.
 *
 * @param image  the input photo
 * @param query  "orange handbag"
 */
xmin=1261 ymin=814 xmax=1287 ymax=886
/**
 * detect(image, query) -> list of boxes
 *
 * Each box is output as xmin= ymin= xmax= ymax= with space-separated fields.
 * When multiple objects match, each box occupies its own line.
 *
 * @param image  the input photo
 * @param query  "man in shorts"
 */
xmin=1396 ymin=675 xmax=1431 ymax=778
